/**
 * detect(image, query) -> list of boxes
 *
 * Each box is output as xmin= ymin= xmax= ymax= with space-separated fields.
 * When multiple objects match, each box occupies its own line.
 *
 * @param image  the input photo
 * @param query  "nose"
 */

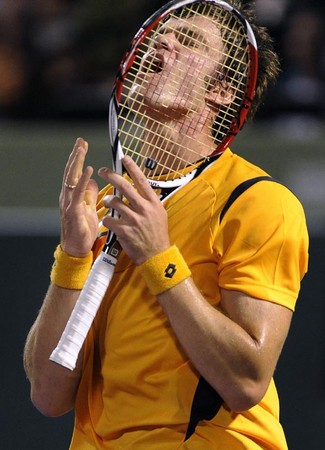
xmin=155 ymin=32 xmax=176 ymax=52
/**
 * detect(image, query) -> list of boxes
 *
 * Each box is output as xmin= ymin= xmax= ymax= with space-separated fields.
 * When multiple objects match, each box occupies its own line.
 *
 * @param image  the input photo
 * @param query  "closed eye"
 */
xmin=175 ymin=27 xmax=208 ymax=49
xmin=158 ymin=24 xmax=208 ymax=50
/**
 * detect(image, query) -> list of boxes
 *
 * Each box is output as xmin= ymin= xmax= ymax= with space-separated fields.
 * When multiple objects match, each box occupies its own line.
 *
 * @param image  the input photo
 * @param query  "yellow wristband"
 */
xmin=138 ymin=246 xmax=191 ymax=295
xmin=50 ymin=245 xmax=93 ymax=290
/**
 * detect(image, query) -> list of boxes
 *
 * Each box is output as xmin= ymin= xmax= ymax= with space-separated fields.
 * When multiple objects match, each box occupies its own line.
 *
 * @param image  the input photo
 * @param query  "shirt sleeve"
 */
xmin=215 ymin=181 xmax=309 ymax=310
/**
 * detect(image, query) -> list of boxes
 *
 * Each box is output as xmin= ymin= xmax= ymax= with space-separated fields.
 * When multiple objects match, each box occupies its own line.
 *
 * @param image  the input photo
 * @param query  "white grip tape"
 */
xmin=49 ymin=251 xmax=117 ymax=370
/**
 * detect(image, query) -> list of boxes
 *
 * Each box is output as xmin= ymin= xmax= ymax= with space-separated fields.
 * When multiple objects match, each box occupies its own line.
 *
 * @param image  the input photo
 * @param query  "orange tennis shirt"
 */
xmin=70 ymin=148 xmax=308 ymax=449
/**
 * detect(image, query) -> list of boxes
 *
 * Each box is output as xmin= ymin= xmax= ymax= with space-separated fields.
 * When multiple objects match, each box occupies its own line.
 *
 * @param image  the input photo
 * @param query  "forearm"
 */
xmin=24 ymin=284 xmax=83 ymax=416
xmin=23 ymin=138 xmax=100 ymax=416
xmin=157 ymin=279 xmax=270 ymax=411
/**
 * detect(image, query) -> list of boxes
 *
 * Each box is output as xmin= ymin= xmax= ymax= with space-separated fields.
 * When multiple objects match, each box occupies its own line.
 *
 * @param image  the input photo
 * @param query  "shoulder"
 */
xmin=202 ymin=149 xmax=270 ymax=195
xmin=236 ymin=178 xmax=305 ymax=220
xmin=220 ymin=178 xmax=308 ymax=255
xmin=211 ymin=151 xmax=308 ymax=246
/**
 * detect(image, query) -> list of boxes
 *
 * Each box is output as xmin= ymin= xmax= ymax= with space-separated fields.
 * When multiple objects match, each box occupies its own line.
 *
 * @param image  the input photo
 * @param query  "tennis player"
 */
xmin=24 ymin=2 xmax=308 ymax=448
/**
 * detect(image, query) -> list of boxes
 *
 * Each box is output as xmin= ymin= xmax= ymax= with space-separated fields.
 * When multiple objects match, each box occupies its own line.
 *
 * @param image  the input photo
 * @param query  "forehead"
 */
xmin=160 ymin=14 xmax=222 ymax=42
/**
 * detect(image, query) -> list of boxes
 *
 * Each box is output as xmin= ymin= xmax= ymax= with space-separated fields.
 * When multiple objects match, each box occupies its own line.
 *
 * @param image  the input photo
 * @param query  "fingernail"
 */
xmin=98 ymin=167 xmax=112 ymax=175
xmin=103 ymin=195 xmax=114 ymax=205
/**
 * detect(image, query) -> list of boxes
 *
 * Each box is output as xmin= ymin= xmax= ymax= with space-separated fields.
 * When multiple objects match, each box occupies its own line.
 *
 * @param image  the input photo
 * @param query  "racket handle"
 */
xmin=49 ymin=250 xmax=117 ymax=370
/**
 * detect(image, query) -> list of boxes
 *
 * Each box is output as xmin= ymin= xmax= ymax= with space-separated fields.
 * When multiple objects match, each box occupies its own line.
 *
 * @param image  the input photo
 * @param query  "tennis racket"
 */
xmin=50 ymin=0 xmax=258 ymax=370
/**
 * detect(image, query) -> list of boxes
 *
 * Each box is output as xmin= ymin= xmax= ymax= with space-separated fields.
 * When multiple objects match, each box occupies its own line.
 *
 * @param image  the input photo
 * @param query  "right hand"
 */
xmin=59 ymin=138 xmax=99 ymax=257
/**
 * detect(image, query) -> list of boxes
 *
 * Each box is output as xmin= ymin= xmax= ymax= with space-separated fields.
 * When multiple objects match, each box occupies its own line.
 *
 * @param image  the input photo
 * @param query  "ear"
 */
xmin=205 ymin=83 xmax=234 ymax=110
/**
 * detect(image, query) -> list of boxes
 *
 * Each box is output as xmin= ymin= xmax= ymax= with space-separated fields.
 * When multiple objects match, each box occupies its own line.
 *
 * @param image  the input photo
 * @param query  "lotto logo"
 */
xmin=164 ymin=264 xmax=177 ymax=279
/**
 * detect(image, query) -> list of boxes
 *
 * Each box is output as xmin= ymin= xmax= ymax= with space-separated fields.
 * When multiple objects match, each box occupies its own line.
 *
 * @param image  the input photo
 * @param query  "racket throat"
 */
xmin=145 ymin=157 xmax=158 ymax=171
xmin=103 ymin=231 xmax=123 ymax=260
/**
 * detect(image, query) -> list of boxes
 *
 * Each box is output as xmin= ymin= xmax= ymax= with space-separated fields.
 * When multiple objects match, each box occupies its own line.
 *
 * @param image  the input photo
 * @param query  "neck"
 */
xmin=140 ymin=105 xmax=216 ymax=171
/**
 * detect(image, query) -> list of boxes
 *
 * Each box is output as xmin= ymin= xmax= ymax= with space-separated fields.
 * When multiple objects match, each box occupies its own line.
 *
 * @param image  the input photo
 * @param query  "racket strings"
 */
xmin=118 ymin=2 xmax=251 ymax=180
xmin=174 ymin=4 xmax=249 ymax=92
xmin=122 ymin=97 xmax=211 ymax=166
xmin=125 ymin=17 xmax=247 ymax=106
xmin=119 ymin=111 xmax=204 ymax=178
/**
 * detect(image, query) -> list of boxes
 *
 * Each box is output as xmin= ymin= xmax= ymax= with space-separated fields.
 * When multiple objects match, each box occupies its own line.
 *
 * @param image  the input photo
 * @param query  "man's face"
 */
xmin=132 ymin=14 xmax=224 ymax=119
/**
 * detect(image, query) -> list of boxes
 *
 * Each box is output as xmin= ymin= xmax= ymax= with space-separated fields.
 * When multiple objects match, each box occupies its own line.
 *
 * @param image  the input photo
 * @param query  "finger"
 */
xmin=63 ymin=137 xmax=86 ymax=181
xmin=98 ymin=167 xmax=142 ymax=209
xmin=98 ymin=161 xmax=155 ymax=207
xmin=122 ymin=156 xmax=157 ymax=201
xmin=103 ymin=194 xmax=135 ymax=220
xmin=85 ymin=179 xmax=100 ymax=207
xmin=71 ymin=166 xmax=96 ymax=204
xmin=63 ymin=138 xmax=88 ymax=189
xmin=101 ymin=215 xmax=122 ymax=237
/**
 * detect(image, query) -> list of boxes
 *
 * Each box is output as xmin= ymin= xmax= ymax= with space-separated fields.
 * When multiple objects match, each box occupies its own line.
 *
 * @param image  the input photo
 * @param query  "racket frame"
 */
xmin=50 ymin=0 xmax=259 ymax=370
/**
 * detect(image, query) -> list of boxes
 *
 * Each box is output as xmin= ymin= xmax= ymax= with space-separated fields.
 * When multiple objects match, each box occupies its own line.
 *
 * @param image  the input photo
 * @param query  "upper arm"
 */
xmin=217 ymin=181 xmax=308 ymax=310
xmin=220 ymin=288 xmax=293 ymax=379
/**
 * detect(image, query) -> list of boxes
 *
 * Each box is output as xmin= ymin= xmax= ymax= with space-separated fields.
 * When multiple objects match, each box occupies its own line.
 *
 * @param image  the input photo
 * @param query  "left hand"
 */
xmin=60 ymin=138 xmax=99 ymax=257
xmin=98 ymin=156 xmax=171 ymax=265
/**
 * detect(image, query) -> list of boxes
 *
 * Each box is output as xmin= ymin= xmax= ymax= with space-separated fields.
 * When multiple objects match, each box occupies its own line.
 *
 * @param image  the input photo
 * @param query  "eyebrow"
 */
xmin=159 ymin=22 xmax=209 ymax=47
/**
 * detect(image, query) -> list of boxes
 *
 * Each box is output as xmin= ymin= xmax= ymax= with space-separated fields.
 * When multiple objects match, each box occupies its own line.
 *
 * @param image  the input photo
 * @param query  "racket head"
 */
xmin=108 ymin=0 xmax=258 ymax=184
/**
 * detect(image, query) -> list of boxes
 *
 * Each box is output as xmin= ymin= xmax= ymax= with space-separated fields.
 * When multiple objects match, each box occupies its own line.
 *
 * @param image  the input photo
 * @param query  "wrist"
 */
xmin=138 ymin=245 xmax=191 ymax=295
xmin=60 ymin=242 xmax=91 ymax=259
xmin=50 ymin=245 xmax=93 ymax=290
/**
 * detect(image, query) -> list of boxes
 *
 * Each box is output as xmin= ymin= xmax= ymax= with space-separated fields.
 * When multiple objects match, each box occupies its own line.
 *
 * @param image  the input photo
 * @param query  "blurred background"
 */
xmin=0 ymin=0 xmax=324 ymax=449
